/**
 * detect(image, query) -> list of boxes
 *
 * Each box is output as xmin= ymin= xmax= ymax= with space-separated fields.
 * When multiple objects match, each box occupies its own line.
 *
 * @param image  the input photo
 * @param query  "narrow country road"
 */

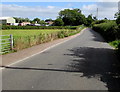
xmin=2 ymin=28 xmax=120 ymax=90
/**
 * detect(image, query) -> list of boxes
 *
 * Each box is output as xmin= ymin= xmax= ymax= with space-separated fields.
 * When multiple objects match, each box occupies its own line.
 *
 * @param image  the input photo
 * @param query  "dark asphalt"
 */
xmin=2 ymin=28 xmax=120 ymax=90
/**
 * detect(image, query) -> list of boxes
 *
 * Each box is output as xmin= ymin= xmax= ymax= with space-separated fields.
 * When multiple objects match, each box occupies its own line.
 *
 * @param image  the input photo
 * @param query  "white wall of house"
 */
xmin=7 ymin=17 xmax=15 ymax=24
xmin=0 ymin=17 xmax=15 ymax=24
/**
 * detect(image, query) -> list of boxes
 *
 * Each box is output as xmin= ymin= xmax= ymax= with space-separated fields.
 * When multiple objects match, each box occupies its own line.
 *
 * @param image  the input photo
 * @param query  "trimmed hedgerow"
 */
xmin=2 ymin=25 xmax=78 ymax=30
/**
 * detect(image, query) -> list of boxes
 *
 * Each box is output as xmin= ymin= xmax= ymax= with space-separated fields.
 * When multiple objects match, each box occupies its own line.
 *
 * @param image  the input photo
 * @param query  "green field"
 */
xmin=1 ymin=26 xmax=84 ymax=53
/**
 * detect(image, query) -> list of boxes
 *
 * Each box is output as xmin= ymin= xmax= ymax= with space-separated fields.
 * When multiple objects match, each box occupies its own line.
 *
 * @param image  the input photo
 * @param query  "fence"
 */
xmin=0 ymin=34 xmax=13 ymax=54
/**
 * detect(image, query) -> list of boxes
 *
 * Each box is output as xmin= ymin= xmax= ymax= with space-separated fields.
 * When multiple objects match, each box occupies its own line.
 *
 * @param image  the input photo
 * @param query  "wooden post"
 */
xmin=10 ymin=34 xmax=13 ymax=50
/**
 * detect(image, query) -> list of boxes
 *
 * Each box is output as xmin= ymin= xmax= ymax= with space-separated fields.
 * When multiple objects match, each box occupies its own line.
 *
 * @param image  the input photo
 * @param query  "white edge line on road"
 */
xmin=1 ymin=28 xmax=86 ymax=70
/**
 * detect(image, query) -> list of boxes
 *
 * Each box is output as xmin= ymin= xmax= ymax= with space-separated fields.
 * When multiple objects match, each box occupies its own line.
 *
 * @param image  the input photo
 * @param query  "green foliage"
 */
xmin=109 ymin=40 xmax=120 ymax=48
xmin=59 ymin=8 xmax=87 ymax=26
xmin=92 ymin=19 xmax=108 ymax=25
xmin=2 ymin=25 xmax=84 ymax=52
xmin=39 ymin=20 xmax=47 ymax=25
xmin=116 ymin=15 xmax=120 ymax=25
xmin=45 ymin=19 xmax=53 ymax=22
xmin=86 ymin=15 xmax=94 ymax=26
xmin=13 ymin=17 xmax=30 ymax=23
xmin=92 ymin=21 xmax=118 ymax=41
xmin=114 ymin=12 xmax=120 ymax=18
xmin=92 ymin=19 xmax=120 ymax=61
xmin=53 ymin=18 xmax=64 ymax=26
xmin=109 ymin=40 xmax=120 ymax=60
xmin=2 ymin=25 xmax=78 ymax=30
xmin=32 ymin=18 xmax=41 ymax=24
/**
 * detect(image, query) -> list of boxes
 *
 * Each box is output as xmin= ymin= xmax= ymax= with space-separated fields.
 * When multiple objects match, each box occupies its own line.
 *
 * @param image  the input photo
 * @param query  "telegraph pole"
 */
xmin=97 ymin=8 xmax=98 ymax=19
xmin=118 ymin=1 xmax=120 ymax=13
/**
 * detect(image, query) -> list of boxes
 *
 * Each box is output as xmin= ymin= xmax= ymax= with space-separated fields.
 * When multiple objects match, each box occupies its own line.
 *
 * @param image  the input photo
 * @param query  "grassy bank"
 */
xmin=1 ymin=26 xmax=85 ymax=53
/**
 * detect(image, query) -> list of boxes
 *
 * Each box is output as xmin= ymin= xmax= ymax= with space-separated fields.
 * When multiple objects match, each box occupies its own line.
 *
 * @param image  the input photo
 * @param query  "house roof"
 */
xmin=0 ymin=17 xmax=14 ymax=20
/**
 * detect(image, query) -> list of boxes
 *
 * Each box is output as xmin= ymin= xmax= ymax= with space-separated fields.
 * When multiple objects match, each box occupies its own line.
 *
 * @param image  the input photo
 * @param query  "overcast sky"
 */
xmin=1 ymin=0 xmax=119 ymax=20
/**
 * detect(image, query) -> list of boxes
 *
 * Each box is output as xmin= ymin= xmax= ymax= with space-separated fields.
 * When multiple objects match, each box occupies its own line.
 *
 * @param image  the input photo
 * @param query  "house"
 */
xmin=0 ymin=17 xmax=15 ymax=25
xmin=18 ymin=22 xmax=31 ymax=26
xmin=11 ymin=23 xmax=19 ymax=26
xmin=45 ymin=21 xmax=54 ymax=26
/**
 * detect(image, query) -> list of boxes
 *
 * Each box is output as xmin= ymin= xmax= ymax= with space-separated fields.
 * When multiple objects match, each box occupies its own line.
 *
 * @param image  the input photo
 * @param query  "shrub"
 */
xmin=92 ymin=21 xmax=117 ymax=41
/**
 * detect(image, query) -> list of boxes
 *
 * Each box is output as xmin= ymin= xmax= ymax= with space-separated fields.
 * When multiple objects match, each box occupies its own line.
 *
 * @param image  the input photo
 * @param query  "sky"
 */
xmin=0 ymin=0 xmax=119 ymax=20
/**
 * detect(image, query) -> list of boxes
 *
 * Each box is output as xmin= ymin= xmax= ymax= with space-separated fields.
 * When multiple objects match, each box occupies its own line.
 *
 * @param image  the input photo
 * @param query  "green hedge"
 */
xmin=92 ymin=21 xmax=120 ymax=61
xmin=92 ymin=21 xmax=118 ymax=41
xmin=2 ymin=25 xmax=78 ymax=30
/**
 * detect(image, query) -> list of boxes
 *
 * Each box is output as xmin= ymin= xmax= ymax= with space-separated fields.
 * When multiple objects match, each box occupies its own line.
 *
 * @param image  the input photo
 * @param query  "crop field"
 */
xmin=1 ymin=27 xmax=83 ymax=53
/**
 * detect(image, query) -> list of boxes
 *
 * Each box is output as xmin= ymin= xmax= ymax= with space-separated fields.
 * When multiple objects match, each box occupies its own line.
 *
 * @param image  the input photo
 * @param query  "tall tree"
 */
xmin=45 ymin=19 xmax=53 ymax=22
xmin=33 ymin=18 xmax=41 ymax=24
xmin=13 ymin=17 xmax=30 ymax=23
xmin=116 ymin=13 xmax=120 ymax=25
xmin=86 ymin=14 xmax=94 ymax=26
xmin=39 ymin=20 xmax=46 ymax=25
xmin=53 ymin=18 xmax=64 ymax=26
xmin=59 ymin=9 xmax=87 ymax=26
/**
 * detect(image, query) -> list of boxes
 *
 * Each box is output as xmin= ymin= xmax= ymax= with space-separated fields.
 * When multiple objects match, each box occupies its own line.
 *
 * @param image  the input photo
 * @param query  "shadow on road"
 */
xmin=88 ymin=28 xmax=106 ymax=42
xmin=64 ymin=47 xmax=120 ymax=91
xmin=1 ymin=47 xmax=120 ymax=91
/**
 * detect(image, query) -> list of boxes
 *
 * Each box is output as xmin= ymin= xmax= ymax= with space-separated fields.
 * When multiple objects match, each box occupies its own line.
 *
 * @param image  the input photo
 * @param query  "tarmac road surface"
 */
xmin=2 ymin=28 xmax=120 ymax=90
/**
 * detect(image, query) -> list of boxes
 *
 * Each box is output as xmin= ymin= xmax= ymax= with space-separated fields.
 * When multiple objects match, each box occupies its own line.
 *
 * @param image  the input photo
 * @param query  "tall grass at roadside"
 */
xmin=2 ymin=26 xmax=84 ymax=52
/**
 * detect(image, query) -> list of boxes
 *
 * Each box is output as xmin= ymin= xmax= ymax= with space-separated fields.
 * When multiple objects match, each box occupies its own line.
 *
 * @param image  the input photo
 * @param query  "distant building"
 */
xmin=19 ymin=22 xmax=31 ymax=26
xmin=0 ymin=17 xmax=15 ymax=25
xmin=11 ymin=23 xmax=19 ymax=26
xmin=45 ymin=21 xmax=54 ymax=26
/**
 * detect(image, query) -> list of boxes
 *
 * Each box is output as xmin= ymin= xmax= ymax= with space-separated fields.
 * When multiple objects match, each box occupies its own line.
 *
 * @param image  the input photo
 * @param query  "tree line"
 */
xmin=14 ymin=8 xmax=96 ymax=26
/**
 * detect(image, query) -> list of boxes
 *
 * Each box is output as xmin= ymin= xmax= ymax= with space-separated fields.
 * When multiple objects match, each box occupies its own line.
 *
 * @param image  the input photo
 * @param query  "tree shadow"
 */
xmin=89 ymin=29 xmax=106 ymax=42
xmin=64 ymin=47 xmax=120 ymax=91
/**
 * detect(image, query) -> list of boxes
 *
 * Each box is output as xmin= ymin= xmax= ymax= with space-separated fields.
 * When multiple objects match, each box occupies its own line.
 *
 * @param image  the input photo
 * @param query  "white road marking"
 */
xmin=1 ymin=28 xmax=86 ymax=70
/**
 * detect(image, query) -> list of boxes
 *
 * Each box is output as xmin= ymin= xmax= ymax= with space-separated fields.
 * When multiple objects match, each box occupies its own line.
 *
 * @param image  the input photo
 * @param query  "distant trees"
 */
xmin=116 ymin=14 xmax=120 ymax=25
xmin=86 ymin=14 xmax=94 ymax=26
xmin=13 ymin=17 xmax=30 ymax=23
xmin=59 ymin=8 xmax=87 ymax=26
xmin=39 ymin=20 xmax=46 ymax=25
xmin=32 ymin=18 xmax=41 ymax=24
xmin=13 ymin=8 xmax=98 ymax=26
xmin=53 ymin=18 xmax=64 ymax=26
xmin=45 ymin=19 xmax=53 ymax=22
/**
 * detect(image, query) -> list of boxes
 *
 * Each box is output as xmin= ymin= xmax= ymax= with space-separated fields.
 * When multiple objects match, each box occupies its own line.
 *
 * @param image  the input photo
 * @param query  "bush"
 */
xmin=92 ymin=21 xmax=117 ymax=41
xmin=116 ymin=15 xmax=120 ymax=25
xmin=109 ymin=40 xmax=120 ymax=48
xmin=53 ymin=18 xmax=64 ymax=26
xmin=110 ymin=41 xmax=120 ymax=61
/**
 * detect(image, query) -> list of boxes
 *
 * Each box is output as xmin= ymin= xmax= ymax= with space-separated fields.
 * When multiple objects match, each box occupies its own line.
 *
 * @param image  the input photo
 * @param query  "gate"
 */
xmin=0 ymin=34 xmax=13 ymax=54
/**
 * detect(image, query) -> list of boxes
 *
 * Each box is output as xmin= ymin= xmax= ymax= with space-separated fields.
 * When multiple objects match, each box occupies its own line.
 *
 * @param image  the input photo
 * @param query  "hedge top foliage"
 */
xmin=2 ymin=25 xmax=78 ymax=30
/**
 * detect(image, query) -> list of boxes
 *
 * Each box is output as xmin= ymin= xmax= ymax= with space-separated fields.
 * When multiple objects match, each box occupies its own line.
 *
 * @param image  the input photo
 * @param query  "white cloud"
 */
xmin=47 ymin=6 xmax=55 ymax=9
xmin=82 ymin=4 xmax=97 ymax=11
xmin=1 ymin=2 xmax=119 ymax=20
xmin=1 ymin=4 xmax=62 ymax=19
xmin=81 ymin=2 xmax=118 ymax=19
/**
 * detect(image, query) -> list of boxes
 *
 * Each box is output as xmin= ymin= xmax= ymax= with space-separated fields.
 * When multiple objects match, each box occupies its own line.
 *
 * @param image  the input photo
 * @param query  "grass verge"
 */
xmin=1 ymin=25 xmax=85 ymax=54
